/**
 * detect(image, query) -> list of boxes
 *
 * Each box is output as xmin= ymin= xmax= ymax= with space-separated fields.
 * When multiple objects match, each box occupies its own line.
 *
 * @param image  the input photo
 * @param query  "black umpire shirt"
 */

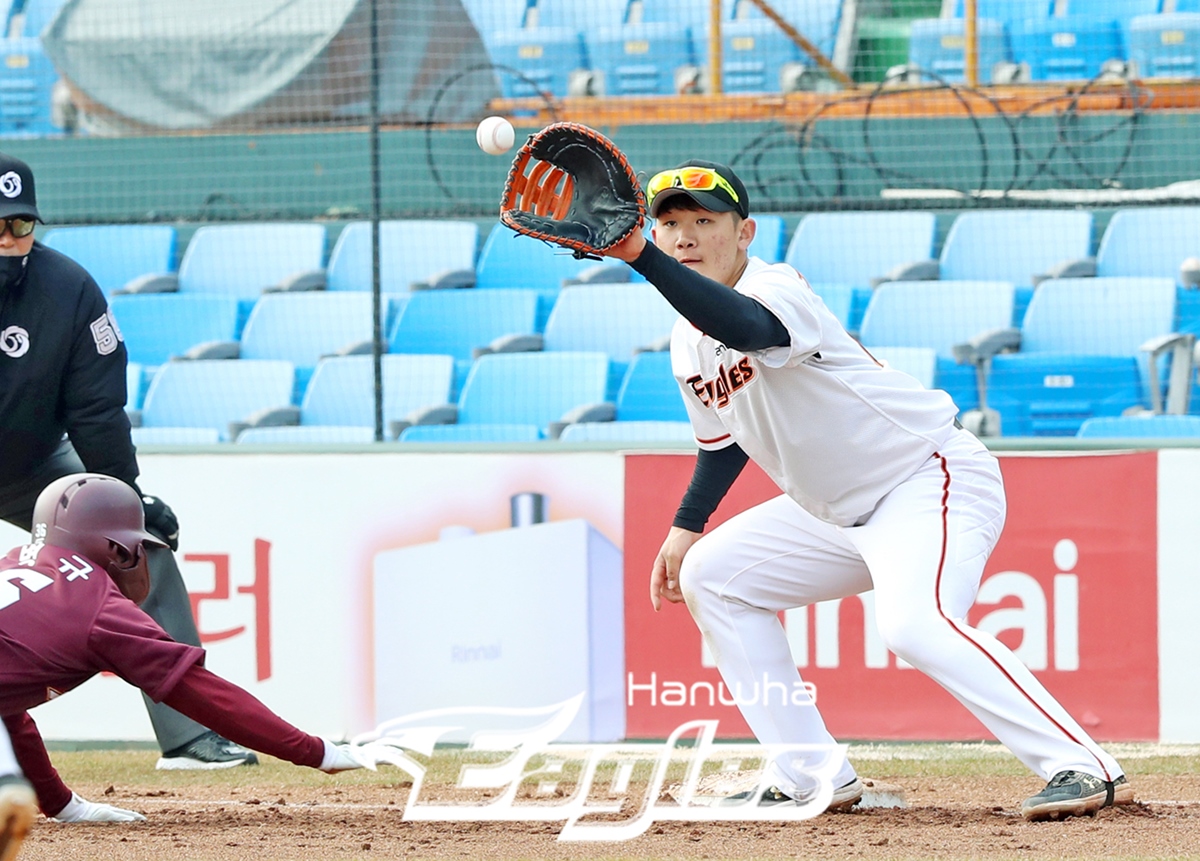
xmin=0 ymin=242 xmax=139 ymax=487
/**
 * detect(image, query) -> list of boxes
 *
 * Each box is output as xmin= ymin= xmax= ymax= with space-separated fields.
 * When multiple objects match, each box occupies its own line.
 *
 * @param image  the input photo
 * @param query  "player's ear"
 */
xmin=737 ymin=216 xmax=756 ymax=252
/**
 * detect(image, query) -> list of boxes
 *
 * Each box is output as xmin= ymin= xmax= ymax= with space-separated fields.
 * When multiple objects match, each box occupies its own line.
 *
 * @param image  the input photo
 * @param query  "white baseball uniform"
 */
xmin=671 ymin=256 xmax=1123 ymax=797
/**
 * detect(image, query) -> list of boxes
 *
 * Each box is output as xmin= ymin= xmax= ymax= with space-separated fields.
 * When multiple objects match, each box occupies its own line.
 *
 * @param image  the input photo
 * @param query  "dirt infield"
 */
xmin=19 ymin=748 xmax=1200 ymax=861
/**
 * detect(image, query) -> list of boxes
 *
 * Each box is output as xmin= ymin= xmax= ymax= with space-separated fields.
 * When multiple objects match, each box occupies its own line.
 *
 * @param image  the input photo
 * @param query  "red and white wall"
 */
xmin=2 ymin=447 xmax=1195 ymax=744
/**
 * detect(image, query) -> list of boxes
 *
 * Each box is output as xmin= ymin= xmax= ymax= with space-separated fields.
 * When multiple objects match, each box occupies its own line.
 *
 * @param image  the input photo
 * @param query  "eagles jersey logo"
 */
xmin=687 ymin=357 xmax=756 ymax=409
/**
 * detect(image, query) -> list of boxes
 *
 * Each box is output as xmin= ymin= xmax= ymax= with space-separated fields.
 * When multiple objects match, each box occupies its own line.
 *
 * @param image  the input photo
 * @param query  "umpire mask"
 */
xmin=0 ymin=253 xmax=28 ymax=293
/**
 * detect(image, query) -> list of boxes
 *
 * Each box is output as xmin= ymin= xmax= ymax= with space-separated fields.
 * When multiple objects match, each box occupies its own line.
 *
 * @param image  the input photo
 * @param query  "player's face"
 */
xmin=652 ymin=208 xmax=755 ymax=287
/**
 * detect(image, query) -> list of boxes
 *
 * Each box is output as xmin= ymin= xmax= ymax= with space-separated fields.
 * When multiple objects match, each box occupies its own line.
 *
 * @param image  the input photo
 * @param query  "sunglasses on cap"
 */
xmin=0 ymin=217 xmax=35 ymax=239
xmin=646 ymin=167 xmax=741 ymax=211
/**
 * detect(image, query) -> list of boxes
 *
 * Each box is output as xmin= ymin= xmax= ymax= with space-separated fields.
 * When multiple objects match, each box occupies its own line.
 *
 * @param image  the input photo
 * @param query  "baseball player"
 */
xmin=603 ymin=159 xmax=1133 ymax=820
xmin=0 ymin=473 xmax=379 ymax=823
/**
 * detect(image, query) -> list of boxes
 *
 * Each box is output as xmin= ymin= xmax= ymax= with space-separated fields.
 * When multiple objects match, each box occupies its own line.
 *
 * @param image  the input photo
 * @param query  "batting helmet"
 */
xmin=32 ymin=473 xmax=167 ymax=604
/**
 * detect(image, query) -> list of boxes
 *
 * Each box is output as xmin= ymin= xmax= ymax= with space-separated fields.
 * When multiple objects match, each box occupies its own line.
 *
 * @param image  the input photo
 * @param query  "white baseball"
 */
xmin=476 ymin=116 xmax=515 ymax=156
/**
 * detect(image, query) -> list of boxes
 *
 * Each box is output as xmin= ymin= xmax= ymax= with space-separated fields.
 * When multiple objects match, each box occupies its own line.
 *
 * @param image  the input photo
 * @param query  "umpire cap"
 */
xmin=0 ymin=152 xmax=41 ymax=221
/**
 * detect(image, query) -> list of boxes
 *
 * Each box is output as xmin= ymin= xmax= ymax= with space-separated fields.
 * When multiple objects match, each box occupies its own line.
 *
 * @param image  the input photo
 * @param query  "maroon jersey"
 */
xmin=0 ymin=541 xmax=204 ymax=716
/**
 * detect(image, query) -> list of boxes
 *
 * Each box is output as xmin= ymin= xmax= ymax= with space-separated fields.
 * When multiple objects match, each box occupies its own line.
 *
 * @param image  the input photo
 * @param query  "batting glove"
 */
xmin=51 ymin=792 xmax=147 ymax=823
xmin=140 ymin=494 xmax=180 ymax=551
xmin=319 ymin=740 xmax=379 ymax=773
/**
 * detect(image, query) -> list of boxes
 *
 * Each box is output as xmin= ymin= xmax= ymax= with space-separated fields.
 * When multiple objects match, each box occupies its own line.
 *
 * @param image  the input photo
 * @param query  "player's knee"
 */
xmin=677 ymin=548 xmax=718 ymax=605
xmin=874 ymin=610 xmax=943 ymax=668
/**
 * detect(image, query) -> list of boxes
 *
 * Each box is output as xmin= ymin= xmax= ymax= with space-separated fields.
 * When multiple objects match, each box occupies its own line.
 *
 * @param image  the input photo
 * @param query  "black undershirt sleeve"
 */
xmin=629 ymin=242 xmax=790 ymax=352
xmin=673 ymin=443 xmax=750 ymax=532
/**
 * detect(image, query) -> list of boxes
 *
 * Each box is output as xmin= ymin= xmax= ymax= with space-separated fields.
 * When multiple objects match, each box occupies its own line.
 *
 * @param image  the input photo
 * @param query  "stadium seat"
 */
xmin=558 ymin=420 xmax=695 ymax=442
xmin=536 ymin=0 xmax=629 ymax=28
xmin=487 ymin=26 xmax=587 ymax=98
xmin=984 ymin=277 xmax=1178 ymax=436
xmin=1007 ymin=1 xmax=1160 ymax=82
xmin=868 ymin=345 xmax=937 ymax=389
xmin=720 ymin=0 xmax=839 ymax=92
xmin=293 ymin=354 xmax=455 ymax=429
xmin=388 ymin=288 xmax=539 ymax=390
xmin=131 ymin=426 xmax=222 ymax=446
xmin=785 ymin=211 xmax=937 ymax=333
xmin=541 ymin=282 xmax=679 ymax=397
xmin=422 ymin=351 xmax=611 ymax=437
xmin=0 ymin=37 xmax=59 ymax=135
xmin=585 ymin=22 xmax=695 ymax=96
xmin=235 ymin=425 xmax=380 ymax=444
xmin=109 ymin=294 xmax=241 ymax=366
xmin=461 ymin=0 xmax=531 ymax=38
xmin=907 ymin=17 xmax=1009 ymax=82
xmin=1130 ymin=12 xmax=1200 ymax=78
xmin=135 ymin=359 xmax=294 ymax=441
xmin=12 ymin=0 xmax=69 ymax=36
xmin=786 ymin=211 xmax=937 ymax=287
xmin=859 ymin=280 xmax=1016 ymax=412
xmin=41 ymin=226 xmax=177 ymax=297
xmin=126 ymin=362 xmax=143 ymax=410
xmin=324 ymin=221 xmax=479 ymax=293
xmin=1094 ymin=207 xmax=1200 ymax=279
xmin=175 ymin=223 xmax=326 ymax=301
xmin=474 ymin=224 xmax=600 ymax=325
xmin=398 ymin=423 xmax=543 ymax=442
xmin=615 ymin=350 xmax=687 ymax=421
xmin=748 ymin=214 xmax=786 ymax=263
xmin=235 ymin=292 xmax=387 ymax=402
xmin=1076 ymin=413 xmax=1200 ymax=438
xmin=937 ymin=210 xmax=1094 ymax=323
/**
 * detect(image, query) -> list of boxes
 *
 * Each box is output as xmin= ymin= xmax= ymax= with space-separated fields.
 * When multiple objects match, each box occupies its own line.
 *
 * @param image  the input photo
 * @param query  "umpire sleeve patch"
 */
xmin=90 ymin=309 xmax=124 ymax=356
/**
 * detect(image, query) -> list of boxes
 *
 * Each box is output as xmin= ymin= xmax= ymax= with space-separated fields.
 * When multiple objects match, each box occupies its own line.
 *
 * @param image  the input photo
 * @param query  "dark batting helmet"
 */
xmin=32 ymin=473 xmax=167 ymax=604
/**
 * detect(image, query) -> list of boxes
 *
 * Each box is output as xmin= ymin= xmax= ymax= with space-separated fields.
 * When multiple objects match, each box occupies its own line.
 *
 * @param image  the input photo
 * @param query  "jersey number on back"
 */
xmin=0 ymin=569 xmax=55 ymax=611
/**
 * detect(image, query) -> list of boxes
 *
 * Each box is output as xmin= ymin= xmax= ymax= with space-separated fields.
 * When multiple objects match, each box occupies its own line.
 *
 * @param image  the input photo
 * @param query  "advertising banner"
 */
xmin=624 ymin=451 xmax=1159 ymax=741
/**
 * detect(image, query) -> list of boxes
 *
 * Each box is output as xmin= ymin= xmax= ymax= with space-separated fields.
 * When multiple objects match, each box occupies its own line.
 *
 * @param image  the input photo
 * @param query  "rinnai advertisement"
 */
xmin=623 ymin=451 xmax=1160 ymax=742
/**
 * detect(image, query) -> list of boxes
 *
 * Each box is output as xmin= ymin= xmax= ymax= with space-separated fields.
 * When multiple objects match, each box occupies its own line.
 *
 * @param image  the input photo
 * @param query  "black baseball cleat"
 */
xmin=1021 ymin=770 xmax=1134 ymax=821
xmin=156 ymin=730 xmax=260 ymax=771
xmin=723 ymin=777 xmax=864 ymax=812
xmin=0 ymin=774 xmax=36 ymax=861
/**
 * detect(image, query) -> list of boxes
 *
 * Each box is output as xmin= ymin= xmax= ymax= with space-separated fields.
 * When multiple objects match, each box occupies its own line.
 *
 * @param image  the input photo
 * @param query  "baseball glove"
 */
xmin=499 ymin=122 xmax=645 ymax=260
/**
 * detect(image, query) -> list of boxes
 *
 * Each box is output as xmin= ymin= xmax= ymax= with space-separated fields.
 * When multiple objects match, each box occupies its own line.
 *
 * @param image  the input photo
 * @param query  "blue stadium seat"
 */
xmin=1076 ymin=413 xmax=1200 ymax=437
xmin=868 ymin=345 xmax=937 ymax=389
xmin=786 ymin=211 xmax=937 ymax=287
xmin=131 ymin=426 xmax=222 ymax=446
xmin=109 ymin=294 xmax=241 ymax=366
xmin=615 ymin=350 xmax=686 ymax=421
xmin=1130 ymin=12 xmax=1200 ymax=78
xmin=14 ymin=0 xmax=69 ymax=36
xmin=748 ymin=214 xmax=786 ymax=263
xmin=859 ymin=280 xmax=1016 ymax=412
xmin=325 ymin=220 xmax=478 ymax=293
xmin=41 ymin=225 xmax=177 ymax=297
xmin=455 ymin=351 xmax=610 ymax=434
xmin=475 ymin=223 xmax=599 ymax=325
xmin=986 ymin=277 xmax=1177 ymax=436
xmin=126 ymin=362 xmax=143 ymax=410
xmin=487 ymin=26 xmax=586 ymax=98
xmin=388 ymin=288 xmax=540 ymax=389
xmin=176 ymin=223 xmax=326 ymax=301
xmin=1007 ymin=1 xmax=1160 ymax=81
xmin=1095 ymin=207 xmax=1200 ymax=278
xmin=720 ymin=0 xmax=838 ymax=92
xmin=585 ymin=22 xmax=694 ymax=95
xmin=0 ymin=37 xmax=58 ymax=135
xmin=536 ymin=0 xmax=629 ymax=28
xmin=730 ymin=0 xmax=841 ymax=56
xmin=137 ymin=360 xmax=294 ymax=441
xmin=908 ymin=17 xmax=1009 ymax=82
xmin=938 ymin=210 xmax=1093 ymax=317
xmin=558 ymin=420 xmax=694 ymax=442
xmin=235 ymin=425 xmax=380 ymax=444
xmin=542 ymin=282 xmax=678 ymax=397
xmin=297 ymin=354 xmax=454 ymax=429
xmin=237 ymin=292 xmax=387 ymax=402
xmin=398 ymin=423 xmax=543 ymax=442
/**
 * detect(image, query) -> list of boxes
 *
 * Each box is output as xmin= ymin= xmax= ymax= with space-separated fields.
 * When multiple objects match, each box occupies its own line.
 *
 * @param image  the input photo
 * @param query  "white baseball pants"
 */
xmin=679 ymin=428 xmax=1122 ymax=797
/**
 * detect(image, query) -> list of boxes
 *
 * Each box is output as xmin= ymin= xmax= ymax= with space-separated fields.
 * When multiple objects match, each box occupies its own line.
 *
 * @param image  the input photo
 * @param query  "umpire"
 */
xmin=0 ymin=151 xmax=256 ymax=770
